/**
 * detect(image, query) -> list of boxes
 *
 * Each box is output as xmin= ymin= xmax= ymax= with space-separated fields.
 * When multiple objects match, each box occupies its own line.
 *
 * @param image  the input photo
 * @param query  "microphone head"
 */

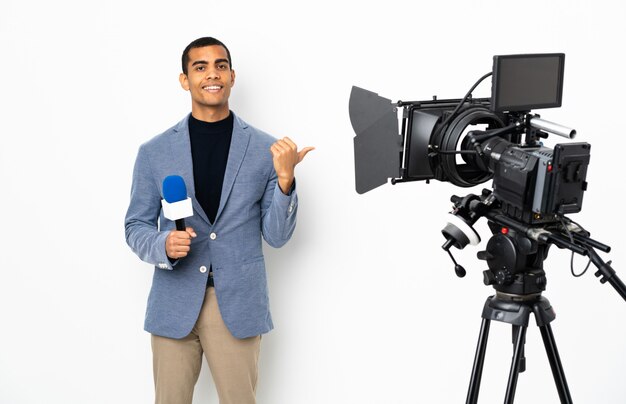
xmin=162 ymin=175 xmax=188 ymax=203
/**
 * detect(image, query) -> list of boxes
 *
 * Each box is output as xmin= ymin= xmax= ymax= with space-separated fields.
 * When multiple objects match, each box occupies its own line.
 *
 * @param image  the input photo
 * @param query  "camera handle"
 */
xmin=510 ymin=219 xmax=626 ymax=302
xmin=586 ymin=247 xmax=626 ymax=301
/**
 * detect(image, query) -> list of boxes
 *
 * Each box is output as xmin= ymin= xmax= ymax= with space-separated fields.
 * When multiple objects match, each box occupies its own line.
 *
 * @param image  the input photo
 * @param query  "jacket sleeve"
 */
xmin=124 ymin=144 xmax=174 ymax=270
xmin=260 ymin=168 xmax=298 ymax=248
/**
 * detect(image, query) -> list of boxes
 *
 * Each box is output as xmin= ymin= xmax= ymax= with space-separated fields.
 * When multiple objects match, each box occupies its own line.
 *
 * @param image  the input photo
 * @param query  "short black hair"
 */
xmin=181 ymin=37 xmax=232 ymax=75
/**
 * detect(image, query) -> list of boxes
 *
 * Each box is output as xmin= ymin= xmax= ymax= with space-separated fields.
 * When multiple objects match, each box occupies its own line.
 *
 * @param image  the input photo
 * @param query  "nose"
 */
xmin=205 ymin=66 xmax=220 ymax=80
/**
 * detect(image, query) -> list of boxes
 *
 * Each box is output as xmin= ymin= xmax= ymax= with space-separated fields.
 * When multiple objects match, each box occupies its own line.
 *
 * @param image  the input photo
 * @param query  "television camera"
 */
xmin=349 ymin=53 xmax=626 ymax=404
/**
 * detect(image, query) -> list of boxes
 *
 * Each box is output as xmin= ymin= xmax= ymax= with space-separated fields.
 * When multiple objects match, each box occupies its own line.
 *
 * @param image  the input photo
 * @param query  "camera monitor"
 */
xmin=491 ymin=53 xmax=565 ymax=112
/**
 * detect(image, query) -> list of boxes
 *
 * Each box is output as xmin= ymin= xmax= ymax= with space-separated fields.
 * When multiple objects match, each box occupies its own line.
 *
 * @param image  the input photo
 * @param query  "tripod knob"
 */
xmin=495 ymin=269 xmax=513 ymax=285
xmin=483 ymin=270 xmax=496 ymax=286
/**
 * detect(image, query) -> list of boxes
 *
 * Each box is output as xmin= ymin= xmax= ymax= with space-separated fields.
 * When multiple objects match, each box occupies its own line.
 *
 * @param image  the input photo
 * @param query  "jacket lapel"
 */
xmin=214 ymin=114 xmax=251 ymax=223
xmin=170 ymin=115 xmax=211 ymax=226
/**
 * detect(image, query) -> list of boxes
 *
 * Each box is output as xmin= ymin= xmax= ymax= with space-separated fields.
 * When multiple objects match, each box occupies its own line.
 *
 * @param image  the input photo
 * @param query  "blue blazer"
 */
xmin=125 ymin=113 xmax=297 ymax=339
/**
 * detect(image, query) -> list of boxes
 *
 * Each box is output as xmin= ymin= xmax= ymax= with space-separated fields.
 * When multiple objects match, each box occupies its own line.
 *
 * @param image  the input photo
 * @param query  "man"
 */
xmin=125 ymin=37 xmax=312 ymax=404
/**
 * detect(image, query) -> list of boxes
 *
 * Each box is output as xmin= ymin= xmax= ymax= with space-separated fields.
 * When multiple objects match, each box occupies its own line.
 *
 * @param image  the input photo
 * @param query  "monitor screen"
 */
xmin=491 ymin=53 xmax=565 ymax=112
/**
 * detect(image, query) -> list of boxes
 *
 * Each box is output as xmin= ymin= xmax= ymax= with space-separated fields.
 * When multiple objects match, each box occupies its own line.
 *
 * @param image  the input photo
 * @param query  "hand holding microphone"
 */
xmin=162 ymin=175 xmax=196 ymax=259
xmin=166 ymin=227 xmax=196 ymax=259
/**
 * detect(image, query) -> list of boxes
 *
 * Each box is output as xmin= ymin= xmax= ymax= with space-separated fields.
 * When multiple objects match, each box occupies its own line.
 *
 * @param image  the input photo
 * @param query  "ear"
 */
xmin=179 ymin=73 xmax=190 ymax=91
xmin=230 ymin=69 xmax=236 ymax=87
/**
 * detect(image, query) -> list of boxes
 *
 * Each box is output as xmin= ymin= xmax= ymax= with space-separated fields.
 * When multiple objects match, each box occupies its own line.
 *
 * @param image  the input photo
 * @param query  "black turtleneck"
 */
xmin=188 ymin=112 xmax=234 ymax=224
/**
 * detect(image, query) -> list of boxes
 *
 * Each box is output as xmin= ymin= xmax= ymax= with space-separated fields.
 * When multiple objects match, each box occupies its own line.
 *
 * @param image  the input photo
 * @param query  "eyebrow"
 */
xmin=191 ymin=59 xmax=230 ymax=67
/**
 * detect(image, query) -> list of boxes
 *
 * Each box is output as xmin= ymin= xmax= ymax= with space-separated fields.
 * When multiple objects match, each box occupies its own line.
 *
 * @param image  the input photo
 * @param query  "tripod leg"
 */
xmin=504 ymin=325 xmax=527 ymax=404
xmin=539 ymin=324 xmax=573 ymax=404
xmin=512 ymin=326 xmax=526 ymax=373
xmin=466 ymin=318 xmax=491 ymax=404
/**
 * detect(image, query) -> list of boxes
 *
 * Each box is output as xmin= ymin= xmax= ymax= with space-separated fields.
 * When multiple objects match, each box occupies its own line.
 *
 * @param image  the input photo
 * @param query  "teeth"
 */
xmin=204 ymin=86 xmax=221 ymax=90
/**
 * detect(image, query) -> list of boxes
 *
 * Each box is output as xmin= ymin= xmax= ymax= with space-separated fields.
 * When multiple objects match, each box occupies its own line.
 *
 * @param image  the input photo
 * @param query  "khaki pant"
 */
xmin=151 ymin=287 xmax=261 ymax=404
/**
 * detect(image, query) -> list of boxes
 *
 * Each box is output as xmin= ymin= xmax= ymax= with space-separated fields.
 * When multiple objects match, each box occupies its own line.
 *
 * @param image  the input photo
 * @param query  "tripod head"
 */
xmin=442 ymin=189 xmax=626 ymax=301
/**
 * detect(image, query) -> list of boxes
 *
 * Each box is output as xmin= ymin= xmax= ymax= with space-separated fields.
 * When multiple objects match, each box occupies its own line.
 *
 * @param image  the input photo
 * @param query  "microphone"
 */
xmin=162 ymin=175 xmax=193 ymax=231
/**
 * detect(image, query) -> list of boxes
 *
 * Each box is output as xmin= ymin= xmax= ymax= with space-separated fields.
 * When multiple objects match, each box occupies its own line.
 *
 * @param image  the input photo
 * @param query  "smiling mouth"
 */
xmin=203 ymin=85 xmax=223 ymax=93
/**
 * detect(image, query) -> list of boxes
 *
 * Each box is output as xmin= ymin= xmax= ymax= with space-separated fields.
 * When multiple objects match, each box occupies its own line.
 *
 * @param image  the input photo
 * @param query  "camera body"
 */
xmin=482 ymin=137 xmax=590 ymax=224
xmin=351 ymin=53 xmax=590 ymax=225
xmin=402 ymin=100 xmax=591 ymax=224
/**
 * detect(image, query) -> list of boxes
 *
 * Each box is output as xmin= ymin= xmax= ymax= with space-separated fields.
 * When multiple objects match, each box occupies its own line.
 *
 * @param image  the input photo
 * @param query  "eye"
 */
xmin=217 ymin=64 xmax=228 ymax=70
xmin=196 ymin=66 xmax=205 ymax=71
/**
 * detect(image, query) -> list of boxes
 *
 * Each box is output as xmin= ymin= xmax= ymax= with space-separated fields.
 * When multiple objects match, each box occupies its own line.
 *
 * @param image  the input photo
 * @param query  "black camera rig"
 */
xmin=349 ymin=53 xmax=625 ymax=403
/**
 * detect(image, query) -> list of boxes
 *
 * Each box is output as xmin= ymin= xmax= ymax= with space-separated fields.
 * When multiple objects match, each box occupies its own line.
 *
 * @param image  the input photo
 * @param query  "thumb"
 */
xmin=297 ymin=147 xmax=315 ymax=164
xmin=186 ymin=227 xmax=197 ymax=238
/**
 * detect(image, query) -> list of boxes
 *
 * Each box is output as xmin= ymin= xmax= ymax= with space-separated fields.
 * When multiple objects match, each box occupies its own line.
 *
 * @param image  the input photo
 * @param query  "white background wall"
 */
xmin=1 ymin=0 xmax=625 ymax=403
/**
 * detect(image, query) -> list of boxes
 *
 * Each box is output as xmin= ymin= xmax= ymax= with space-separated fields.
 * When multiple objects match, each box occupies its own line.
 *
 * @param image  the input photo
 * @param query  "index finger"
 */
xmin=282 ymin=137 xmax=297 ymax=149
xmin=172 ymin=230 xmax=191 ymax=240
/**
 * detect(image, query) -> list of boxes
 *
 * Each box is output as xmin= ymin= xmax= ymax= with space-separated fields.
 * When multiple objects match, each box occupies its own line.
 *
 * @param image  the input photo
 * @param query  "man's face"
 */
xmin=179 ymin=45 xmax=235 ymax=118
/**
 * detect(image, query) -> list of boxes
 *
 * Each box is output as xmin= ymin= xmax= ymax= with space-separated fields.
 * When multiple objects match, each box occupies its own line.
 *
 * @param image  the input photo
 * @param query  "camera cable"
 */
xmin=439 ymin=71 xmax=493 ymax=129
xmin=558 ymin=216 xmax=592 ymax=277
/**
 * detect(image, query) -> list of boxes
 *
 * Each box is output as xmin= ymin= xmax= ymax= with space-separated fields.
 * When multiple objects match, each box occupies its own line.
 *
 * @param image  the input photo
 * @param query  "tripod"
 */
xmin=442 ymin=191 xmax=626 ymax=403
xmin=466 ymin=293 xmax=571 ymax=404
xmin=461 ymin=225 xmax=572 ymax=404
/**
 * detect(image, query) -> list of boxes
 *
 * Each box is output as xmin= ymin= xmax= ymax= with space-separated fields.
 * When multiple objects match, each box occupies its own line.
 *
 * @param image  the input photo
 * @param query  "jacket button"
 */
xmin=199 ymin=265 xmax=207 ymax=273
xmin=210 ymin=232 xmax=217 ymax=240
